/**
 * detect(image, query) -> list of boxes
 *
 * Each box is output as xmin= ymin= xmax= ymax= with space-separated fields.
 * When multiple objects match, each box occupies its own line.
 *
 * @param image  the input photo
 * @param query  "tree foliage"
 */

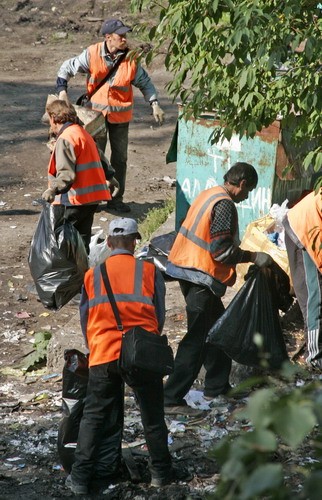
xmin=131 ymin=0 xmax=322 ymax=174
xmin=209 ymin=363 xmax=322 ymax=499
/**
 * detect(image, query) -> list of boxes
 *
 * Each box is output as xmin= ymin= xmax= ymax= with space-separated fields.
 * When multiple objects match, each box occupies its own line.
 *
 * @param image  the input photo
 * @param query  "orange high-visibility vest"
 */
xmin=168 ymin=186 xmax=237 ymax=286
xmin=85 ymin=255 xmax=160 ymax=367
xmin=287 ymin=190 xmax=322 ymax=272
xmin=48 ymin=124 xmax=110 ymax=205
xmin=86 ymin=43 xmax=137 ymax=123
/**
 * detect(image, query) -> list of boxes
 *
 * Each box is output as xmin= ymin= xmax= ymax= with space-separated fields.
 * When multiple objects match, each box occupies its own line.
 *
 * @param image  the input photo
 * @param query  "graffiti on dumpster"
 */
xmin=206 ymin=136 xmax=242 ymax=174
xmin=180 ymin=176 xmax=272 ymax=215
xmin=176 ymin=117 xmax=278 ymax=234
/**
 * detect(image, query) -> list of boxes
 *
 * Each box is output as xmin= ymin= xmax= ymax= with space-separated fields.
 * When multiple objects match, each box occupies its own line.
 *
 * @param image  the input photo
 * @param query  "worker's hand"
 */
xmin=46 ymin=137 xmax=56 ymax=152
xmin=151 ymin=101 xmax=165 ymax=125
xmin=42 ymin=188 xmax=56 ymax=203
xmin=58 ymin=90 xmax=70 ymax=104
xmin=254 ymin=252 xmax=273 ymax=268
xmin=106 ymin=177 xmax=120 ymax=198
xmin=51 ymin=179 xmax=69 ymax=192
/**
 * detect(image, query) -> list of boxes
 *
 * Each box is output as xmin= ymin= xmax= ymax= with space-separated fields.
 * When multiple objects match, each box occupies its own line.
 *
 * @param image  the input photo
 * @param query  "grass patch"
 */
xmin=138 ymin=197 xmax=175 ymax=243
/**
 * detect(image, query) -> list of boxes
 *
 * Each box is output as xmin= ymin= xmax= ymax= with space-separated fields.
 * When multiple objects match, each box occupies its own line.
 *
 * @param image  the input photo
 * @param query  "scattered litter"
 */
xmin=32 ymin=199 xmax=43 ymax=206
xmin=16 ymin=293 xmax=28 ymax=302
xmin=99 ymin=216 xmax=108 ymax=222
xmin=0 ymin=201 xmax=7 ymax=206
xmin=163 ymin=175 xmax=176 ymax=187
xmin=52 ymin=464 xmax=63 ymax=470
xmin=39 ymin=312 xmax=50 ymax=317
xmin=197 ymin=426 xmax=228 ymax=446
xmin=184 ymin=390 xmax=213 ymax=411
xmin=42 ymin=373 xmax=60 ymax=381
xmin=169 ymin=421 xmax=186 ymax=434
xmin=10 ymin=226 xmax=17 ymax=229
xmin=15 ymin=311 xmax=31 ymax=319
xmin=12 ymin=275 xmax=24 ymax=280
xmin=24 ymin=194 xmax=31 ymax=197
xmin=2 ymin=328 xmax=26 ymax=343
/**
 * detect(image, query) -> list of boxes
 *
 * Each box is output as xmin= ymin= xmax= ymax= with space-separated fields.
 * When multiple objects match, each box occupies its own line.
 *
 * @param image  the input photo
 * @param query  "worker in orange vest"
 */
xmin=42 ymin=99 xmax=116 ymax=254
xmin=283 ymin=188 xmax=322 ymax=368
xmin=164 ymin=163 xmax=273 ymax=417
xmin=65 ymin=218 xmax=180 ymax=495
xmin=56 ymin=19 xmax=165 ymax=213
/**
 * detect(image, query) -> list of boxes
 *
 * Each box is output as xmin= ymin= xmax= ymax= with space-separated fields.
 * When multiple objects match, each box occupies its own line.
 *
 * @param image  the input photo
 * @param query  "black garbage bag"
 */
xmin=57 ymin=349 xmax=89 ymax=473
xmin=137 ymin=231 xmax=177 ymax=280
xmin=28 ymin=203 xmax=88 ymax=310
xmin=207 ymin=266 xmax=289 ymax=369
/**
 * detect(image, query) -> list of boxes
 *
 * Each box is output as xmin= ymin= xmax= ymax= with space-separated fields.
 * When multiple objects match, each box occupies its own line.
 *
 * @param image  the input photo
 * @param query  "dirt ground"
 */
xmin=0 ymin=1 xmax=315 ymax=499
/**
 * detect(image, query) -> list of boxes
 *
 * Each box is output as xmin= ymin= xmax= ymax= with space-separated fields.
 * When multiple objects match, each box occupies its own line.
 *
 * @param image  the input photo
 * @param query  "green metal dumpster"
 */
xmin=175 ymin=113 xmax=315 ymax=236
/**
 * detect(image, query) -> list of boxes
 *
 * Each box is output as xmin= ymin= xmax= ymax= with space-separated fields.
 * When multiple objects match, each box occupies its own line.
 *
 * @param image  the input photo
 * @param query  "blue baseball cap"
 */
xmin=102 ymin=19 xmax=132 ymax=36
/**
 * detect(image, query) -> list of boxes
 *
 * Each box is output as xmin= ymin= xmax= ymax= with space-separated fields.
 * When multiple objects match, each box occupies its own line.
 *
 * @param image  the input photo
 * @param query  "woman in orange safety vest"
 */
xmin=42 ymin=99 xmax=112 ymax=253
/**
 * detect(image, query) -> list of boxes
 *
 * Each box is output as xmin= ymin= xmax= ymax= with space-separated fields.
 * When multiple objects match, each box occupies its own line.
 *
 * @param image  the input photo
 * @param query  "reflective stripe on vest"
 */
xmin=287 ymin=190 xmax=322 ymax=272
xmin=86 ymin=43 xmax=137 ymax=123
xmin=85 ymin=255 xmax=159 ymax=366
xmin=48 ymin=124 xmax=110 ymax=205
xmin=168 ymin=186 xmax=237 ymax=286
xmin=89 ymin=260 xmax=154 ymax=309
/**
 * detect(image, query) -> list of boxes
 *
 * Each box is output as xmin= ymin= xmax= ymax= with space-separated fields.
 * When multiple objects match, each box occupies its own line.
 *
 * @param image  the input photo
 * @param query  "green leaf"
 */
xmin=194 ymin=22 xmax=203 ymax=39
xmin=272 ymin=400 xmax=317 ymax=448
xmin=239 ymin=70 xmax=247 ymax=90
xmin=246 ymin=67 xmax=256 ymax=89
xmin=221 ymin=457 xmax=245 ymax=480
xmin=241 ymin=428 xmax=277 ymax=452
xmin=246 ymin=388 xmax=275 ymax=428
xmin=240 ymin=463 xmax=283 ymax=499
xmin=20 ymin=331 xmax=52 ymax=372
xmin=304 ymin=470 xmax=322 ymax=500
xmin=247 ymin=121 xmax=257 ymax=135
xmin=212 ymin=0 xmax=219 ymax=13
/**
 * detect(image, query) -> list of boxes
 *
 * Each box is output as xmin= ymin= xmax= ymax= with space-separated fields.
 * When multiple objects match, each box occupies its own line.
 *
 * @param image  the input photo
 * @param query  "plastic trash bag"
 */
xmin=268 ymin=199 xmax=289 ymax=250
xmin=28 ymin=203 xmax=88 ymax=310
xmin=207 ymin=266 xmax=289 ymax=369
xmin=137 ymin=231 xmax=177 ymax=280
xmin=57 ymin=349 xmax=89 ymax=473
xmin=269 ymin=199 xmax=289 ymax=232
xmin=88 ymin=230 xmax=110 ymax=267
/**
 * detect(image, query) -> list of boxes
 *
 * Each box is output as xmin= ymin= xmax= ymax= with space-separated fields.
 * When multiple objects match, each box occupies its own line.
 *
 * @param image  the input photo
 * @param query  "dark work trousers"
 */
xmin=71 ymin=361 xmax=172 ymax=487
xmin=285 ymin=232 xmax=322 ymax=367
xmin=64 ymin=204 xmax=98 ymax=254
xmin=96 ymin=121 xmax=129 ymax=201
xmin=164 ymin=281 xmax=232 ymax=405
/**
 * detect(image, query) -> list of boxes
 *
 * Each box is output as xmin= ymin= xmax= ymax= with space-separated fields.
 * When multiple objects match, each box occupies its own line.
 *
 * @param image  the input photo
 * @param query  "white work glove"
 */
xmin=151 ymin=101 xmax=165 ymax=125
xmin=46 ymin=136 xmax=57 ymax=152
xmin=254 ymin=252 xmax=273 ymax=268
xmin=106 ymin=177 xmax=120 ymax=198
xmin=58 ymin=90 xmax=70 ymax=104
xmin=42 ymin=188 xmax=56 ymax=203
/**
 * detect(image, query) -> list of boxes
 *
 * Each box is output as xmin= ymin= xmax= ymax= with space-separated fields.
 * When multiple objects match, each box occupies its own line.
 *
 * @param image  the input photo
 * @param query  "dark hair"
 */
xmin=223 ymin=162 xmax=258 ymax=189
xmin=46 ymin=99 xmax=78 ymax=125
xmin=108 ymin=234 xmax=137 ymax=250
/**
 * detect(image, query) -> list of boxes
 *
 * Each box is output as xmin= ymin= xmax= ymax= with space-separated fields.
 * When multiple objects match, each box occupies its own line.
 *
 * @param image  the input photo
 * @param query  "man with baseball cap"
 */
xmin=108 ymin=217 xmax=141 ymax=238
xmin=55 ymin=19 xmax=165 ymax=214
xmin=65 ymin=217 xmax=176 ymax=494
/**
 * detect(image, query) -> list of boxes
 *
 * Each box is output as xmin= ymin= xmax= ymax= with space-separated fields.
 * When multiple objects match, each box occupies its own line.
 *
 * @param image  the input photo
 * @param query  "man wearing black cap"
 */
xmin=56 ymin=19 xmax=164 ymax=213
